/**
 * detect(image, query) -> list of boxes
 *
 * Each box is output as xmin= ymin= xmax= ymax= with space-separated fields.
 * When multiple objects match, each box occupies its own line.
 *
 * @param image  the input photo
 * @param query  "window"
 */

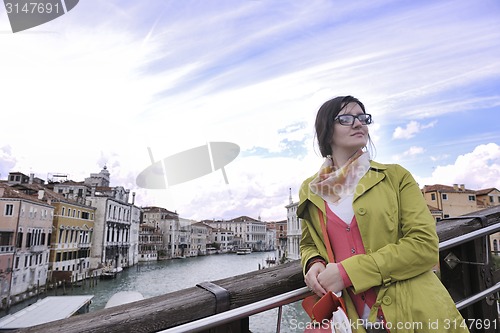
xmin=490 ymin=196 xmax=494 ymax=203
xmin=16 ymin=232 xmax=23 ymax=248
xmin=430 ymin=193 xmax=436 ymax=201
xmin=468 ymin=195 xmax=475 ymax=201
xmin=4 ymin=204 xmax=14 ymax=216
xmin=442 ymin=193 xmax=448 ymax=200
xmin=444 ymin=214 xmax=450 ymax=218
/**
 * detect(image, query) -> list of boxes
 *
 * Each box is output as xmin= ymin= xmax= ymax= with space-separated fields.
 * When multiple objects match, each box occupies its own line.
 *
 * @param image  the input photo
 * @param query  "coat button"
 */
xmin=382 ymin=296 xmax=392 ymax=305
xmin=357 ymin=208 xmax=366 ymax=215
xmin=351 ymin=248 xmax=356 ymax=254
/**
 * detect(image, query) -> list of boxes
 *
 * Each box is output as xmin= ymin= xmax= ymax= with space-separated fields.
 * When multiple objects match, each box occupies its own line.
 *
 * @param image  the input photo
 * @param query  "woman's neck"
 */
xmin=331 ymin=149 xmax=362 ymax=169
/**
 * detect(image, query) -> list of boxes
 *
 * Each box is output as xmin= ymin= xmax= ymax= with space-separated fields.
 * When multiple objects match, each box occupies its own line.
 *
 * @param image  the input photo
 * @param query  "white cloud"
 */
xmin=430 ymin=154 xmax=450 ymax=162
xmin=392 ymin=146 xmax=426 ymax=161
xmin=417 ymin=143 xmax=500 ymax=190
xmin=392 ymin=120 xmax=437 ymax=139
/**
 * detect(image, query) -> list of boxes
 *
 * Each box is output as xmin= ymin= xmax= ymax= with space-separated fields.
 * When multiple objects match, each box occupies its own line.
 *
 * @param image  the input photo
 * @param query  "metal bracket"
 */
xmin=444 ymin=234 xmax=491 ymax=269
xmin=196 ymin=281 xmax=230 ymax=314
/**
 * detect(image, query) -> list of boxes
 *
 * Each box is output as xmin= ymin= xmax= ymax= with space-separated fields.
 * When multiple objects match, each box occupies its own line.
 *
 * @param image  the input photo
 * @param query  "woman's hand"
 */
xmin=317 ymin=263 xmax=345 ymax=294
xmin=305 ymin=262 xmax=327 ymax=297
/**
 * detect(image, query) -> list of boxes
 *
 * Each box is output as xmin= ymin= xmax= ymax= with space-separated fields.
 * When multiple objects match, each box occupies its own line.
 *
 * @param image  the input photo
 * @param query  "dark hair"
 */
xmin=314 ymin=95 xmax=367 ymax=157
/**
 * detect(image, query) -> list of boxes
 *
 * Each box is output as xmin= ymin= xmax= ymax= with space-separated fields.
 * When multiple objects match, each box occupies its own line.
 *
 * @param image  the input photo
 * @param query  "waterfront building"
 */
xmin=264 ymin=225 xmax=276 ymax=252
xmin=268 ymin=220 xmax=287 ymax=259
xmin=177 ymin=217 xmax=190 ymax=258
xmin=129 ymin=202 xmax=141 ymax=266
xmin=205 ymin=216 xmax=267 ymax=251
xmin=11 ymin=182 xmax=96 ymax=284
xmin=87 ymin=188 xmax=132 ymax=271
xmin=142 ymin=206 xmax=180 ymax=259
xmin=204 ymin=224 xmax=234 ymax=253
xmin=138 ymin=222 xmax=163 ymax=261
xmin=190 ymin=222 xmax=209 ymax=256
xmin=49 ymin=167 xmax=138 ymax=270
xmin=0 ymin=183 xmax=53 ymax=305
xmin=285 ymin=189 xmax=301 ymax=261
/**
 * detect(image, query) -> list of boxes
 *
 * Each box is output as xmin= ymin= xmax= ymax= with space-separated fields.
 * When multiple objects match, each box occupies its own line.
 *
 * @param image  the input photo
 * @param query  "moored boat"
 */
xmin=236 ymin=248 xmax=252 ymax=255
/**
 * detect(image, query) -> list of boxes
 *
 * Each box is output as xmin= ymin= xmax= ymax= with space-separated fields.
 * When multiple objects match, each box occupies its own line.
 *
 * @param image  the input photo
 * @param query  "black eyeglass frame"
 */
xmin=334 ymin=113 xmax=372 ymax=126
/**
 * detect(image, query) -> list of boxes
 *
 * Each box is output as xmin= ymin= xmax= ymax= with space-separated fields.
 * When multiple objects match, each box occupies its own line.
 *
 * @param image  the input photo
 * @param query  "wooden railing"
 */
xmin=15 ymin=205 xmax=500 ymax=333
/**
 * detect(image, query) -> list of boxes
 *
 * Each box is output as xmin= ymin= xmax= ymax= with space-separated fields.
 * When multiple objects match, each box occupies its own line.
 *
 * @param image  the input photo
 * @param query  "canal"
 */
xmin=2 ymin=251 xmax=310 ymax=332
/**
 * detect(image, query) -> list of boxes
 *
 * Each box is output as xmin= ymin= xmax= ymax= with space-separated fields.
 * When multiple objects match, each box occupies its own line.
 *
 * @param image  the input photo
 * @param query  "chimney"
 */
xmin=132 ymin=192 xmax=136 ymax=205
xmin=29 ymin=173 xmax=34 ymax=184
xmin=38 ymin=189 xmax=44 ymax=200
xmin=453 ymin=184 xmax=459 ymax=191
xmin=460 ymin=184 xmax=465 ymax=191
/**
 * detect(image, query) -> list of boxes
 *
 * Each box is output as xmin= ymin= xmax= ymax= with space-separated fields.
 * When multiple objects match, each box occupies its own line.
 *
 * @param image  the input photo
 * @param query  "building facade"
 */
xmin=0 ymin=184 xmax=53 ymax=304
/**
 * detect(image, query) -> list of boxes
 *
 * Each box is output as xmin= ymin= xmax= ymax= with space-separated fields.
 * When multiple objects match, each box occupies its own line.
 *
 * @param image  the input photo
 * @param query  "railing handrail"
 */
xmin=439 ymin=222 xmax=500 ymax=251
xmin=158 ymin=287 xmax=311 ymax=333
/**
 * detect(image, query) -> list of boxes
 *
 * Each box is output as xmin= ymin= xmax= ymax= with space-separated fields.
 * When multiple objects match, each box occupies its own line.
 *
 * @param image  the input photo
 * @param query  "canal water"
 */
xmin=2 ymin=251 xmax=311 ymax=332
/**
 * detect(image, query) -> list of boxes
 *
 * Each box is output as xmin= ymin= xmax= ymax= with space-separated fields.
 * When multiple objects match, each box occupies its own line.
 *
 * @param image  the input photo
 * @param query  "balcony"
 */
xmin=30 ymin=245 xmax=47 ymax=253
xmin=0 ymin=246 xmax=15 ymax=253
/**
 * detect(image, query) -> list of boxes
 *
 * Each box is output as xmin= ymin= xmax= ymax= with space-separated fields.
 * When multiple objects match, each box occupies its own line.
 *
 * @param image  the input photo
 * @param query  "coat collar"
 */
xmin=298 ymin=160 xmax=387 ymax=217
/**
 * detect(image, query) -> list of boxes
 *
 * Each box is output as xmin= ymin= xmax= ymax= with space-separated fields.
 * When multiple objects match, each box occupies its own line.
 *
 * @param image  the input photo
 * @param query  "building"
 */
xmin=190 ymin=222 xmax=209 ymax=256
xmin=422 ymin=184 xmax=478 ymax=219
xmin=286 ymin=189 xmax=301 ymax=261
xmin=142 ymin=207 xmax=181 ymax=259
xmin=476 ymin=188 xmax=500 ymax=209
xmin=128 ymin=203 xmax=141 ymax=266
xmin=205 ymin=216 xmax=267 ymax=251
xmin=138 ymin=223 xmax=163 ymax=261
xmin=87 ymin=188 xmax=132 ymax=270
xmin=0 ymin=183 xmax=53 ymax=305
xmin=426 ymin=204 xmax=443 ymax=222
xmin=10 ymin=182 xmax=96 ymax=284
xmin=205 ymin=224 xmax=234 ymax=253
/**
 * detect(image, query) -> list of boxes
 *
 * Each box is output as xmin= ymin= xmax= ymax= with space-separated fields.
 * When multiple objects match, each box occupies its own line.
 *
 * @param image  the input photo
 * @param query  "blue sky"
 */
xmin=1 ymin=0 xmax=499 ymax=221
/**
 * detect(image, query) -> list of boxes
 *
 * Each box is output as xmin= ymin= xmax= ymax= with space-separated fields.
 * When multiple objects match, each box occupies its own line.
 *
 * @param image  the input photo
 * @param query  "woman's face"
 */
xmin=330 ymin=102 xmax=369 ymax=155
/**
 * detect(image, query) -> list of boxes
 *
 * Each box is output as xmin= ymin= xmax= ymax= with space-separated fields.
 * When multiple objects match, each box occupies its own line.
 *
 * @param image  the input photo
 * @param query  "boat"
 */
xmin=0 ymin=295 xmax=93 ymax=330
xmin=236 ymin=248 xmax=252 ymax=255
xmin=100 ymin=266 xmax=123 ymax=279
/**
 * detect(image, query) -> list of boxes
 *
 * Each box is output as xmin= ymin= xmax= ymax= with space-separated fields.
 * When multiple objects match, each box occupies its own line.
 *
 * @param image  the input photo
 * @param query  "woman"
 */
xmin=298 ymin=96 xmax=468 ymax=332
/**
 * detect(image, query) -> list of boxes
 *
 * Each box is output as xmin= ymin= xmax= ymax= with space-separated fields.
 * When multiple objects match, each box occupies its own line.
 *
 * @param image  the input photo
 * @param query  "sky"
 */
xmin=1 ymin=0 xmax=499 ymax=222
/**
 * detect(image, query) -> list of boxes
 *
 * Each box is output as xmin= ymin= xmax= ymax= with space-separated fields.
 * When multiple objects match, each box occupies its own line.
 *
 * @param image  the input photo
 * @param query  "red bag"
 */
xmin=302 ymin=291 xmax=347 ymax=322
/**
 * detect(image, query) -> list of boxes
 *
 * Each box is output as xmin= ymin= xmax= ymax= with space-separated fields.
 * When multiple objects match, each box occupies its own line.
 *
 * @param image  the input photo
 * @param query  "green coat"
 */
xmin=298 ymin=161 xmax=468 ymax=333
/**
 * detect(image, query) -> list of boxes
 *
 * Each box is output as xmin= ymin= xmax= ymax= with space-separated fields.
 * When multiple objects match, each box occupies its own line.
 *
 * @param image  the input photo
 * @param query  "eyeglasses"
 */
xmin=334 ymin=114 xmax=372 ymax=126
